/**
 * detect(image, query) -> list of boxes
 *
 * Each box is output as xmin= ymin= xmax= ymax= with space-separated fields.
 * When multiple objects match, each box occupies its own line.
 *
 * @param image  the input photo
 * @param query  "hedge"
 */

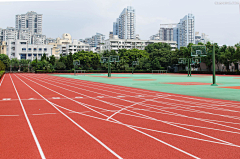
xmin=178 ymin=70 xmax=240 ymax=75
xmin=35 ymin=70 xmax=155 ymax=74
xmin=0 ymin=71 xmax=5 ymax=80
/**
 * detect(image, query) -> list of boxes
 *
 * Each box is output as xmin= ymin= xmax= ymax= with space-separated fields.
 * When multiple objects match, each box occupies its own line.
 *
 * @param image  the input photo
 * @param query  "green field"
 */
xmin=53 ymin=73 xmax=240 ymax=102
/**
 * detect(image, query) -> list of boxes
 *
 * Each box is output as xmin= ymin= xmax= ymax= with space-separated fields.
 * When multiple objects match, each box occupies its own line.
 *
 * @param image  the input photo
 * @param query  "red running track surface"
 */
xmin=1 ymin=73 xmax=240 ymax=158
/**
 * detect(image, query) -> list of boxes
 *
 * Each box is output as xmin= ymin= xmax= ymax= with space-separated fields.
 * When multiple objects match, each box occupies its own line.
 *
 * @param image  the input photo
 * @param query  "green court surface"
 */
xmin=52 ymin=73 xmax=240 ymax=102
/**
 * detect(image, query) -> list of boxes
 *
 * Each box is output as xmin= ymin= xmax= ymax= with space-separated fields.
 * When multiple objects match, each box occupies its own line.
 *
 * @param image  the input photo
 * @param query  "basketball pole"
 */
xmin=108 ymin=58 xmax=111 ymax=77
xmin=211 ymin=44 xmax=218 ymax=86
xmin=187 ymin=59 xmax=190 ymax=77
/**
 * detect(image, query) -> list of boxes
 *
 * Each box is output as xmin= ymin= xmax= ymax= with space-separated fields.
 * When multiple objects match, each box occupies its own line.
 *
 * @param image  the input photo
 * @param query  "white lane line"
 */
xmin=0 ymin=115 xmax=19 ymax=117
xmin=52 ymin=97 xmax=60 ymax=99
xmin=28 ymin=98 xmax=36 ymax=100
xmin=9 ymin=74 xmax=46 ymax=159
xmin=75 ymin=97 xmax=83 ymax=99
xmin=2 ymin=98 xmax=11 ymax=101
xmin=20 ymin=75 xmax=201 ymax=159
xmin=15 ymin=75 xmax=123 ymax=159
xmin=32 ymin=113 xmax=57 ymax=116
xmin=24 ymin=75 xmax=240 ymax=144
xmin=0 ymin=74 xmax=5 ymax=86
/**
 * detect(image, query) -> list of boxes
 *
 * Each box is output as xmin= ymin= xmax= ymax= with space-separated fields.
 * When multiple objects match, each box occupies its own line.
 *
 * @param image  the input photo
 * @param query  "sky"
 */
xmin=0 ymin=0 xmax=239 ymax=45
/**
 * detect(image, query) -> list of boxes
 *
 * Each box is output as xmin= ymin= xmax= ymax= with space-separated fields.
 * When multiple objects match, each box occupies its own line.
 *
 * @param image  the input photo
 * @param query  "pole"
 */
xmin=190 ymin=59 xmax=192 ymax=77
xmin=132 ymin=63 xmax=133 ymax=74
xmin=108 ymin=58 xmax=110 ymax=77
xmin=211 ymin=44 xmax=218 ymax=86
xmin=187 ymin=58 xmax=190 ymax=76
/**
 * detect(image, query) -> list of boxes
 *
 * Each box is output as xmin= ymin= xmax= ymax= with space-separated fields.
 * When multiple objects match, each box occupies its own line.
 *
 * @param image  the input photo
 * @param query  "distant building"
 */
xmin=113 ymin=6 xmax=136 ymax=39
xmin=109 ymin=31 xmax=113 ymax=39
xmin=6 ymin=40 xmax=52 ymax=60
xmin=1 ymin=27 xmax=18 ymax=41
xmin=103 ymin=36 xmax=177 ymax=52
xmin=16 ymin=11 xmax=43 ymax=35
xmin=81 ymin=33 xmax=105 ymax=48
xmin=175 ymin=14 xmax=195 ymax=49
xmin=32 ymin=34 xmax=46 ymax=45
xmin=195 ymin=32 xmax=210 ymax=44
xmin=150 ymin=24 xmax=177 ymax=41
xmin=18 ymin=28 xmax=32 ymax=44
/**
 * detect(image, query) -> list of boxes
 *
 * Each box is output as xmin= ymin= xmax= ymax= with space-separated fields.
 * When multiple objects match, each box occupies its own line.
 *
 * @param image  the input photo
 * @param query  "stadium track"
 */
xmin=1 ymin=73 xmax=240 ymax=158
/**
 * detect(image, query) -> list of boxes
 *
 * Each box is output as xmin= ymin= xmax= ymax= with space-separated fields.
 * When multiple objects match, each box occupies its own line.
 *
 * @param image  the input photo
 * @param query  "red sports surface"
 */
xmin=1 ymin=73 xmax=240 ymax=158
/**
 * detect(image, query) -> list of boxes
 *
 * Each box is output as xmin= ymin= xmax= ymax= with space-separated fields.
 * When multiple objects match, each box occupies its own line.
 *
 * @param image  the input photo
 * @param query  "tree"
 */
xmin=0 ymin=60 xmax=6 ymax=71
xmin=41 ymin=53 xmax=47 ymax=61
xmin=49 ymin=55 xmax=56 ymax=66
xmin=55 ymin=62 xmax=66 ymax=70
xmin=233 ymin=47 xmax=240 ymax=71
xmin=66 ymin=52 xmax=74 ymax=70
xmin=0 ymin=54 xmax=10 ymax=68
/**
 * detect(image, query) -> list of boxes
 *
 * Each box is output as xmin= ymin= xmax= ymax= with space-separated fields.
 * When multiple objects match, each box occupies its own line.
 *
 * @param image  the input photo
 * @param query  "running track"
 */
xmin=1 ymin=73 xmax=240 ymax=158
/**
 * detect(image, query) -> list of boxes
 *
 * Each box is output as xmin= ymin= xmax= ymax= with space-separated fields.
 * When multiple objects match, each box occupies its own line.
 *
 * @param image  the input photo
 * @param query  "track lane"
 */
xmin=11 ymin=74 xmax=121 ymax=159
xmin=0 ymin=74 xmax=41 ymax=159
xmin=23 ymin=74 xmax=240 ymax=158
xmin=17 ymin=74 xmax=200 ymax=158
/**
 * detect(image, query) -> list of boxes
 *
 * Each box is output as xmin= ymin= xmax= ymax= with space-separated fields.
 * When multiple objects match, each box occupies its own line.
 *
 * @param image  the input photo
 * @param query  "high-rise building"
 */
xmin=2 ymin=27 xmax=18 ymax=41
xmin=150 ymin=24 xmax=177 ymax=41
xmin=18 ymin=28 xmax=32 ymax=44
xmin=113 ymin=6 xmax=136 ymax=39
xmin=174 ymin=13 xmax=195 ymax=49
xmin=16 ymin=11 xmax=43 ymax=35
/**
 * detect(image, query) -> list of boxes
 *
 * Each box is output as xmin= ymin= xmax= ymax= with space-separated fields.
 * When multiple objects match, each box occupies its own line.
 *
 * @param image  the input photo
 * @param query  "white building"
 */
xmin=150 ymin=24 xmax=177 ymax=41
xmin=6 ymin=40 xmax=53 ymax=60
xmin=102 ymin=36 xmax=177 ymax=52
xmin=113 ymin=6 xmax=136 ymax=39
xmin=175 ymin=14 xmax=195 ymax=49
xmin=1 ymin=27 xmax=18 ymax=41
xmin=32 ymin=34 xmax=46 ymax=45
xmin=16 ymin=11 xmax=43 ymax=35
xmin=81 ymin=33 xmax=105 ymax=48
xmin=195 ymin=32 xmax=210 ymax=44
xmin=53 ymin=34 xmax=90 ymax=56
xmin=18 ymin=28 xmax=32 ymax=43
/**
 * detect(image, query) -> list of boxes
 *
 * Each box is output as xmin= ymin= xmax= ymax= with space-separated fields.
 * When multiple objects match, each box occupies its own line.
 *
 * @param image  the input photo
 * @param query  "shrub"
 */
xmin=55 ymin=62 xmax=66 ymax=70
xmin=0 ymin=60 xmax=6 ymax=71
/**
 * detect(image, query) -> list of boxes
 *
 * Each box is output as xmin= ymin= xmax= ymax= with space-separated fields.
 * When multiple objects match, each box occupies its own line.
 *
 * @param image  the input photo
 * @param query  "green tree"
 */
xmin=0 ymin=54 xmax=10 ymax=68
xmin=55 ymin=62 xmax=66 ymax=70
xmin=49 ymin=55 xmax=56 ymax=66
xmin=0 ymin=60 xmax=6 ymax=71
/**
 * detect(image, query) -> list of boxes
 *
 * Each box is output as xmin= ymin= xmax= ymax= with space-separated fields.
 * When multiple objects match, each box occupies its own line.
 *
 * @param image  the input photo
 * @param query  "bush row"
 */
xmin=178 ymin=70 xmax=240 ymax=75
xmin=35 ymin=70 xmax=156 ymax=74
xmin=0 ymin=71 xmax=5 ymax=80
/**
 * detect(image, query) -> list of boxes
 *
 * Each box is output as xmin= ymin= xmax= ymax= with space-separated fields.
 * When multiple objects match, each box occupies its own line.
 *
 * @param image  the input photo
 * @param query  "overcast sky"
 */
xmin=0 ymin=0 xmax=239 ymax=45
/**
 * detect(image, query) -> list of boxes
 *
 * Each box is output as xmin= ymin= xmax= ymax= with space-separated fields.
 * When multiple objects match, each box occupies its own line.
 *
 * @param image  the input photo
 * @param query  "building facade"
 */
xmin=6 ymin=40 xmax=53 ymax=60
xmin=103 ymin=36 xmax=177 ymax=52
xmin=113 ymin=6 xmax=136 ymax=39
xmin=175 ymin=14 xmax=195 ymax=49
xmin=16 ymin=11 xmax=43 ymax=35
xmin=150 ymin=24 xmax=177 ymax=41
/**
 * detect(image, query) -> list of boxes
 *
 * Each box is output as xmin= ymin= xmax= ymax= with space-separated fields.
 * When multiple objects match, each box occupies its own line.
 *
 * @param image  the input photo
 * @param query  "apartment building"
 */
xmin=103 ymin=36 xmax=177 ymax=52
xmin=32 ymin=34 xmax=46 ymax=45
xmin=150 ymin=24 xmax=177 ymax=41
xmin=113 ymin=6 xmax=136 ymax=39
xmin=6 ymin=40 xmax=53 ymax=60
xmin=16 ymin=11 xmax=43 ymax=34
xmin=175 ymin=14 xmax=195 ymax=49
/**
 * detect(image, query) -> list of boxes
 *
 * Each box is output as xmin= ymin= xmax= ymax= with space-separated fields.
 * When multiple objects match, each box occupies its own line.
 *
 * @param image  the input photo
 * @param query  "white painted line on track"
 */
xmin=0 ymin=74 xmax=5 ymax=87
xmin=52 ymin=97 xmax=60 ymax=99
xmin=2 ymin=98 xmax=11 ymax=101
xmin=75 ymin=97 xmax=83 ymax=99
xmin=23 ymin=74 xmax=240 ymax=145
xmin=9 ymin=74 xmax=46 ymax=159
xmin=15 ymin=75 xmax=123 ymax=159
xmin=0 ymin=115 xmax=19 ymax=117
xmin=19 ymin=75 xmax=202 ymax=159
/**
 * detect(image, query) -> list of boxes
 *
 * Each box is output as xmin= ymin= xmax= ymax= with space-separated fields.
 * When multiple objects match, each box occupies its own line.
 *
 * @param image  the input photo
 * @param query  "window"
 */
xmin=39 ymin=48 xmax=42 ymax=51
xmin=20 ymin=42 xmax=27 ymax=44
xmin=44 ymin=48 xmax=47 ymax=51
xmin=28 ymin=48 xmax=31 ymax=51
xmin=22 ymin=48 xmax=26 ymax=51
xmin=34 ymin=48 xmax=37 ymax=51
